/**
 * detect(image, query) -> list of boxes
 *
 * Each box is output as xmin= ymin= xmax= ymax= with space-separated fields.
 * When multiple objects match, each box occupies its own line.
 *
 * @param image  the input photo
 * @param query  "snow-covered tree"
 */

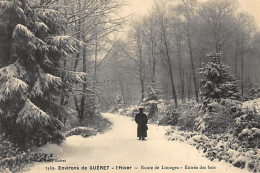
xmin=200 ymin=51 xmax=241 ymax=103
xmin=144 ymin=82 xmax=160 ymax=102
xmin=196 ymin=51 xmax=242 ymax=133
xmin=0 ymin=0 xmax=83 ymax=148
xmin=143 ymin=82 xmax=161 ymax=118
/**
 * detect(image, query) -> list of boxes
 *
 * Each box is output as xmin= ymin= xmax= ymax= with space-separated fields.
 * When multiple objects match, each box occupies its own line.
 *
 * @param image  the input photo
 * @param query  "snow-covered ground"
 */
xmin=25 ymin=113 xmax=250 ymax=173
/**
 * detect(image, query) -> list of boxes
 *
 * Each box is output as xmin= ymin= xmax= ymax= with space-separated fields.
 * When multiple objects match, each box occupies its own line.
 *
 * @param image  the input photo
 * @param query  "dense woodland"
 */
xmin=101 ymin=0 xmax=260 ymax=107
xmin=0 ymin=0 xmax=260 ymax=172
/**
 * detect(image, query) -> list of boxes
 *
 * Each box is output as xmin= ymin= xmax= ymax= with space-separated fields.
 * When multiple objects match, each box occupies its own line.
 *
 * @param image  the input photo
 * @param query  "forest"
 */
xmin=0 ymin=0 xmax=259 ymax=172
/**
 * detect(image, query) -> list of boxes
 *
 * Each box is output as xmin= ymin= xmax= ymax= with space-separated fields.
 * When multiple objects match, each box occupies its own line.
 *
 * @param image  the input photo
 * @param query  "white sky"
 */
xmin=239 ymin=0 xmax=260 ymax=27
xmin=121 ymin=0 xmax=154 ymax=17
xmin=122 ymin=0 xmax=260 ymax=28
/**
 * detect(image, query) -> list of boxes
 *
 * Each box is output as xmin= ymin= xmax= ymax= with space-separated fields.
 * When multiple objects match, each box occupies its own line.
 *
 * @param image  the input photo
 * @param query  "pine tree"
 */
xmin=145 ymin=82 xmax=160 ymax=102
xmin=196 ymin=51 xmax=242 ymax=133
xmin=200 ymin=51 xmax=241 ymax=103
xmin=0 ymin=0 xmax=84 ymax=148
xmin=144 ymin=82 xmax=161 ymax=118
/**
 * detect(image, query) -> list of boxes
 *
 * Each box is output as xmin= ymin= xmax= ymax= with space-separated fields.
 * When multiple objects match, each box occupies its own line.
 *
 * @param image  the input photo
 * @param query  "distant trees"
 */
xmin=59 ymin=0 xmax=126 ymax=120
xmin=176 ymin=0 xmax=199 ymax=102
xmin=235 ymin=13 xmax=256 ymax=96
xmin=119 ymin=22 xmax=147 ymax=100
xmin=199 ymin=0 xmax=239 ymax=53
xmin=154 ymin=2 xmax=178 ymax=106
xmin=170 ymin=14 xmax=185 ymax=103
xmin=100 ymin=0 xmax=259 ymax=107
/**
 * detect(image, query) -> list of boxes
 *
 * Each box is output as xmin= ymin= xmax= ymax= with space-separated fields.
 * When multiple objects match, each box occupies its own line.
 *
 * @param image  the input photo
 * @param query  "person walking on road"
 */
xmin=135 ymin=108 xmax=148 ymax=140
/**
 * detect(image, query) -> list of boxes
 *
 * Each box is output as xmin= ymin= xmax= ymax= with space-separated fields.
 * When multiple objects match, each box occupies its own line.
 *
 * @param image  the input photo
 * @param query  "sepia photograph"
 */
xmin=0 ymin=0 xmax=259 ymax=172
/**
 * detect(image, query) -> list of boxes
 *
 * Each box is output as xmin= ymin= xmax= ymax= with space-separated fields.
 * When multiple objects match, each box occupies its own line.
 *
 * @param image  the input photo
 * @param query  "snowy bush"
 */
xmin=114 ymin=104 xmax=142 ymax=118
xmin=110 ymin=95 xmax=126 ymax=113
xmin=155 ymin=100 xmax=200 ymax=131
xmin=195 ymin=100 xmax=240 ymax=134
xmin=65 ymin=112 xmax=112 ymax=135
xmin=166 ymin=128 xmax=259 ymax=172
xmin=176 ymin=102 xmax=201 ymax=131
xmin=244 ymin=86 xmax=260 ymax=100
xmin=234 ymin=110 xmax=260 ymax=148
xmin=65 ymin=127 xmax=97 ymax=138
xmin=0 ymin=135 xmax=57 ymax=173
xmin=243 ymin=98 xmax=260 ymax=113
xmin=0 ymin=151 xmax=58 ymax=173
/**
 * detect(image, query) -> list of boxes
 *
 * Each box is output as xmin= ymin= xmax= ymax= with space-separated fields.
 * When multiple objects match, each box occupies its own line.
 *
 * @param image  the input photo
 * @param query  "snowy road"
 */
xmin=26 ymin=113 xmax=250 ymax=173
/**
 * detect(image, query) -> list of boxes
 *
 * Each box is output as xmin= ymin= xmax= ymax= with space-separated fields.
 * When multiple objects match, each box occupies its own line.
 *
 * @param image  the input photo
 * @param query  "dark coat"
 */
xmin=135 ymin=112 xmax=148 ymax=137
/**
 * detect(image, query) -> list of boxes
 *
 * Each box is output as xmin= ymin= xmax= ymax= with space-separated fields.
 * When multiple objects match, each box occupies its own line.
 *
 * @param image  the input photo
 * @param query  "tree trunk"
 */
xmin=152 ymin=56 xmax=156 ymax=83
xmin=151 ymin=38 xmax=156 ymax=84
xmin=137 ymin=31 xmax=145 ymax=101
xmin=187 ymin=36 xmax=199 ymax=102
xmin=60 ymin=0 xmax=68 ymax=107
xmin=235 ymin=36 xmax=239 ymax=76
xmin=161 ymin=23 xmax=178 ymax=107
xmin=168 ymin=66 xmax=178 ymax=106
xmin=93 ymin=17 xmax=98 ymax=84
xmin=177 ymin=39 xmax=185 ymax=103
xmin=140 ymin=76 xmax=145 ymax=100
xmin=60 ymin=59 xmax=67 ymax=106
xmin=182 ymin=0 xmax=198 ymax=102
xmin=119 ymin=79 xmax=125 ymax=101
xmin=241 ymin=40 xmax=244 ymax=98
xmin=187 ymin=66 xmax=192 ymax=100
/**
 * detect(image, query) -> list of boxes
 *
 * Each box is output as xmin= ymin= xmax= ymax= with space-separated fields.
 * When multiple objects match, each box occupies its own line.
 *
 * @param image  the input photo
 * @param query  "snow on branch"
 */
xmin=0 ymin=61 xmax=28 ymax=101
xmin=30 ymin=78 xmax=44 ymax=97
xmin=44 ymin=73 xmax=62 ymax=85
xmin=36 ymin=8 xmax=60 ymax=20
xmin=48 ymin=35 xmax=82 ymax=54
xmin=13 ymin=24 xmax=35 ymax=39
xmin=0 ymin=78 xmax=28 ymax=101
xmin=0 ymin=60 xmax=27 ymax=79
xmin=17 ymin=99 xmax=50 ymax=126
xmin=12 ymin=23 xmax=48 ymax=51
xmin=35 ymin=21 xmax=49 ymax=32
xmin=64 ymin=71 xmax=87 ymax=83
xmin=34 ymin=37 xmax=48 ymax=51
xmin=0 ymin=0 xmax=19 ymax=9
xmin=5 ymin=78 xmax=28 ymax=94
xmin=15 ymin=6 xmax=26 ymax=19
xmin=42 ymin=73 xmax=62 ymax=89
xmin=44 ymin=73 xmax=62 ymax=84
